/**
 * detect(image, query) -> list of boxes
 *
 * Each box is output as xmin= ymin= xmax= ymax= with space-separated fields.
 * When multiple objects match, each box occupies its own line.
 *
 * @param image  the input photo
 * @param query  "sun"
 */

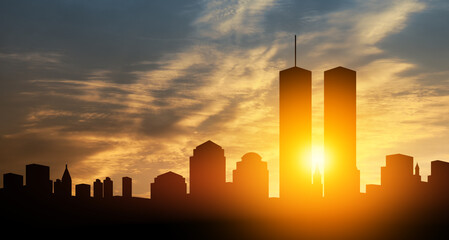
xmin=311 ymin=145 xmax=324 ymax=175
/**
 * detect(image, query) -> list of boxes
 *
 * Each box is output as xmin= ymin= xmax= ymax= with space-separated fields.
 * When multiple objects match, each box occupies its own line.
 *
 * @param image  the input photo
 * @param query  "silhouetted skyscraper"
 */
xmin=94 ymin=179 xmax=103 ymax=199
xmin=61 ymin=164 xmax=72 ymax=197
xmin=26 ymin=164 xmax=52 ymax=197
xmin=279 ymin=66 xmax=312 ymax=201
xmin=104 ymin=177 xmax=113 ymax=199
xmin=122 ymin=176 xmax=132 ymax=198
xmin=151 ymin=171 xmax=186 ymax=202
xmin=324 ymin=67 xmax=360 ymax=199
xmin=233 ymin=152 xmax=269 ymax=200
xmin=54 ymin=164 xmax=71 ymax=198
xmin=189 ymin=140 xmax=226 ymax=201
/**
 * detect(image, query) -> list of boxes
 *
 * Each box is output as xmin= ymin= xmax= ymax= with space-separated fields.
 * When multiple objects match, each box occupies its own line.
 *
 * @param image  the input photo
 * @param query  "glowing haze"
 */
xmin=1 ymin=0 xmax=449 ymax=197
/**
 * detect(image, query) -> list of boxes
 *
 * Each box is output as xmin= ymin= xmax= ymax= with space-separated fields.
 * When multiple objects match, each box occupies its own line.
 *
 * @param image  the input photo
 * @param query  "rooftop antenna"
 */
xmin=295 ymin=34 xmax=297 ymax=67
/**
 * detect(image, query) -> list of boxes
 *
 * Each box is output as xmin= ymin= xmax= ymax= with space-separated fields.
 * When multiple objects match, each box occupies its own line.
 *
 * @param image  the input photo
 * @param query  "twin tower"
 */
xmin=280 ymin=61 xmax=360 ymax=202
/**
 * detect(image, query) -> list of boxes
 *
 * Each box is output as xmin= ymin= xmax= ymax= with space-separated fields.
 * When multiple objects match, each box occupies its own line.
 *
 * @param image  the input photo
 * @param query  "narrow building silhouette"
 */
xmin=189 ymin=140 xmax=226 ymax=201
xmin=104 ymin=177 xmax=113 ymax=199
xmin=323 ymin=67 xmax=360 ymax=200
xmin=93 ymin=179 xmax=103 ymax=199
xmin=232 ymin=152 xmax=269 ymax=201
xmin=61 ymin=164 xmax=72 ymax=197
xmin=279 ymin=64 xmax=312 ymax=202
xmin=151 ymin=171 xmax=186 ymax=202
xmin=25 ymin=164 xmax=52 ymax=197
xmin=54 ymin=179 xmax=63 ymax=197
xmin=122 ymin=176 xmax=132 ymax=198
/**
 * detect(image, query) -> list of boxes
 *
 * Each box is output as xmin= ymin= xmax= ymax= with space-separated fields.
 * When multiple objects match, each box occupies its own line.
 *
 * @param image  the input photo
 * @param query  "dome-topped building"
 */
xmin=233 ymin=152 xmax=269 ymax=200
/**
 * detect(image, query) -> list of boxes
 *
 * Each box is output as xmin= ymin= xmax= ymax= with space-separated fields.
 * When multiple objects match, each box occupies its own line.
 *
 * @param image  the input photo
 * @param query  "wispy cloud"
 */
xmin=0 ymin=52 xmax=63 ymax=64
xmin=195 ymin=0 xmax=277 ymax=37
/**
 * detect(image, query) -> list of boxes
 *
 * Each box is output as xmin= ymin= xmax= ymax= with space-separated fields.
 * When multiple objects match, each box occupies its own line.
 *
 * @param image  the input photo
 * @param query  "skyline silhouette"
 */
xmin=2 ymin=0 xmax=449 ymax=203
xmin=2 ymin=39 xmax=449 ymax=238
xmin=2 ymin=141 xmax=449 ymax=238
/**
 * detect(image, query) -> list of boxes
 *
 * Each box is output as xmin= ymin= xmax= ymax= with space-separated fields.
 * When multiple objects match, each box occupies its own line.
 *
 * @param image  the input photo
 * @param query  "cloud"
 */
xmin=0 ymin=52 xmax=63 ymax=65
xmin=194 ymin=0 xmax=277 ymax=37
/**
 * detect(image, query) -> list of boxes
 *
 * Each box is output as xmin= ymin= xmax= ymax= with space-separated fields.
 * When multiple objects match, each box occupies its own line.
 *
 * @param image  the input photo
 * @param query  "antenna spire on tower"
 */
xmin=295 ymin=35 xmax=297 ymax=67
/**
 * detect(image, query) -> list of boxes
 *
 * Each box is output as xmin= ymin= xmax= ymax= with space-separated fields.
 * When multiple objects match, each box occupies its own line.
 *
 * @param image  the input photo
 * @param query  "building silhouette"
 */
xmin=189 ymin=140 xmax=226 ymax=201
xmin=76 ymin=184 xmax=90 ymax=199
xmin=428 ymin=160 xmax=449 ymax=199
xmin=365 ymin=153 xmax=424 ymax=201
xmin=26 ymin=164 xmax=52 ymax=197
xmin=151 ymin=171 xmax=186 ymax=202
xmin=94 ymin=179 xmax=103 ymax=199
xmin=54 ymin=179 xmax=63 ymax=197
xmin=381 ymin=154 xmax=417 ymax=196
xmin=3 ymin=173 xmax=23 ymax=193
xmin=323 ymin=67 xmax=360 ymax=200
xmin=122 ymin=176 xmax=132 ymax=198
xmin=104 ymin=177 xmax=113 ymax=199
xmin=279 ymin=65 xmax=312 ymax=202
xmin=54 ymin=164 xmax=72 ymax=198
xmin=232 ymin=152 xmax=269 ymax=201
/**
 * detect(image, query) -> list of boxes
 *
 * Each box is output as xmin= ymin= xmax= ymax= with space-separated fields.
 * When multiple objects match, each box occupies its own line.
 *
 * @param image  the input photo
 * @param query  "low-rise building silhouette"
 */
xmin=76 ymin=184 xmax=91 ymax=199
xmin=3 ymin=173 xmax=23 ymax=194
xmin=26 ymin=164 xmax=52 ymax=197
xmin=365 ymin=154 xmax=422 ymax=199
xmin=232 ymin=152 xmax=269 ymax=201
xmin=189 ymin=140 xmax=226 ymax=201
xmin=381 ymin=154 xmax=416 ymax=192
xmin=428 ymin=160 xmax=449 ymax=199
xmin=151 ymin=171 xmax=186 ymax=203
xmin=366 ymin=154 xmax=427 ymax=200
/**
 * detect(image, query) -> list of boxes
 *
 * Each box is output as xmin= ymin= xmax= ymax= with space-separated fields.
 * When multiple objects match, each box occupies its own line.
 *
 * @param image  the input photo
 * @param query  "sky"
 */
xmin=1 ymin=0 xmax=449 ymax=198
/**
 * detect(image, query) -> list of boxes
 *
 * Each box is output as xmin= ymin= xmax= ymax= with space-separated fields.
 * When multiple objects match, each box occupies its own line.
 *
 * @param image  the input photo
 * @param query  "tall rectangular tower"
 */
xmin=122 ymin=176 xmax=132 ymax=198
xmin=323 ymin=67 xmax=360 ymax=199
xmin=279 ymin=66 xmax=312 ymax=201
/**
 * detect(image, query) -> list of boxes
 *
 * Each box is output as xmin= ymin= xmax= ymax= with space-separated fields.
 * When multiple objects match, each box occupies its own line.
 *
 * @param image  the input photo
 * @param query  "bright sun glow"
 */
xmin=311 ymin=145 xmax=325 ymax=175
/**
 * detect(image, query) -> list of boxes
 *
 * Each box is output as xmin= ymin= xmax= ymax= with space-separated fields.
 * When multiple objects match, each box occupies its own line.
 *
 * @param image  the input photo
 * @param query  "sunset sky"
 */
xmin=1 ymin=0 xmax=449 ymax=198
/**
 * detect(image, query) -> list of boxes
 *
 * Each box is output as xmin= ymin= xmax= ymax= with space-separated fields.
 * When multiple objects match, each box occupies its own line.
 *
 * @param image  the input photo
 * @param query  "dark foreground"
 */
xmin=2 ymin=194 xmax=449 ymax=239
